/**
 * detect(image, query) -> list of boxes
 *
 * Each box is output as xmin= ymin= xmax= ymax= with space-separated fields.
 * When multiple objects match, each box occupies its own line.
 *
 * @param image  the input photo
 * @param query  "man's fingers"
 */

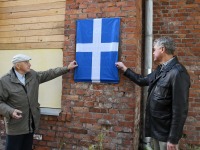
xmin=13 ymin=109 xmax=22 ymax=119
xmin=15 ymin=109 xmax=22 ymax=114
xmin=167 ymin=142 xmax=178 ymax=150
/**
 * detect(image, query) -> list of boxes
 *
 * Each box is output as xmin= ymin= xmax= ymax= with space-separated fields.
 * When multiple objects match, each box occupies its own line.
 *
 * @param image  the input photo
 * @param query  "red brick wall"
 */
xmin=1 ymin=0 xmax=198 ymax=149
xmin=33 ymin=0 xmax=143 ymax=149
xmin=154 ymin=0 xmax=200 ymax=149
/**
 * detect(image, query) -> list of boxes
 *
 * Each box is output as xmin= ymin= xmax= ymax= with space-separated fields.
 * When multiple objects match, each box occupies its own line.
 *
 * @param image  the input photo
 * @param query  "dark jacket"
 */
xmin=124 ymin=57 xmax=190 ymax=144
xmin=0 ymin=67 xmax=69 ymax=135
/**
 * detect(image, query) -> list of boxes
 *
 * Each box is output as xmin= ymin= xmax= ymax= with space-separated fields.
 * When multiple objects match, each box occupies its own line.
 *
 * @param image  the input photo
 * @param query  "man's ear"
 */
xmin=15 ymin=63 xmax=21 ymax=70
xmin=161 ymin=47 xmax=165 ymax=53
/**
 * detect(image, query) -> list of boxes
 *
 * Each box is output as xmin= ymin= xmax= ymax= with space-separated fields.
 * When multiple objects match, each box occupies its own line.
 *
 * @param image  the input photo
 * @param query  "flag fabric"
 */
xmin=74 ymin=18 xmax=120 ymax=83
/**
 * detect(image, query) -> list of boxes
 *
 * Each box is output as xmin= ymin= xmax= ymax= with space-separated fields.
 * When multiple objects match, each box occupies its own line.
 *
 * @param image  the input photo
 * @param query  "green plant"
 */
xmin=181 ymin=133 xmax=200 ymax=150
xmin=58 ymin=137 xmax=67 ymax=150
xmin=186 ymin=144 xmax=200 ymax=150
xmin=89 ymin=132 xmax=105 ymax=150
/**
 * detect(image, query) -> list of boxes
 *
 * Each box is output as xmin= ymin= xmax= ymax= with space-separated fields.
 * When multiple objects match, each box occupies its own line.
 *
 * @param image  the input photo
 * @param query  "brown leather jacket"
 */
xmin=0 ymin=67 xmax=69 ymax=135
xmin=124 ymin=57 xmax=190 ymax=144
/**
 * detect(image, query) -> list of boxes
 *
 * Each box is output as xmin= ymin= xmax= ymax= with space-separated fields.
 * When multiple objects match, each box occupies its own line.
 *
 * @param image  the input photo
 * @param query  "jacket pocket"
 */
xmin=150 ymin=110 xmax=171 ymax=135
xmin=10 ymin=88 xmax=24 ymax=93
xmin=150 ymin=109 xmax=171 ymax=119
xmin=150 ymin=98 xmax=171 ymax=111
xmin=154 ymin=81 xmax=171 ymax=99
xmin=6 ymin=117 xmax=23 ymax=125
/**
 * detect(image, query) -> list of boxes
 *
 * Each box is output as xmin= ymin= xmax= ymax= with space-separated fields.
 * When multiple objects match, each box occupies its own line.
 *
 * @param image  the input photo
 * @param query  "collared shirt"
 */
xmin=163 ymin=57 xmax=175 ymax=66
xmin=161 ymin=57 xmax=175 ymax=71
xmin=14 ymin=70 xmax=25 ymax=85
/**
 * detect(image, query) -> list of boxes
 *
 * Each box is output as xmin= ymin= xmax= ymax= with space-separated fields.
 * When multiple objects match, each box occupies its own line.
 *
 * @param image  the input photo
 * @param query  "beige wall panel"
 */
xmin=0 ymin=8 xmax=65 ymax=20
xmin=0 ymin=35 xmax=64 ymax=43
xmin=0 ymin=49 xmax=63 ymax=108
xmin=0 ymin=42 xmax=64 ymax=49
xmin=0 ymin=0 xmax=65 ymax=8
xmin=0 ymin=15 xmax=64 ymax=26
xmin=0 ymin=22 xmax=64 ymax=32
xmin=0 ymin=28 xmax=64 ymax=38
xmin=0 ymin=1 xmax=65 ymax=14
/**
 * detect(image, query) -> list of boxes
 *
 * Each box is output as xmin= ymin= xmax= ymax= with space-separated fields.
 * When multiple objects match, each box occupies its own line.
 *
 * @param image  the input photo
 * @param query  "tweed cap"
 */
xmin=12 ymin=54 xmax=31 ymax=64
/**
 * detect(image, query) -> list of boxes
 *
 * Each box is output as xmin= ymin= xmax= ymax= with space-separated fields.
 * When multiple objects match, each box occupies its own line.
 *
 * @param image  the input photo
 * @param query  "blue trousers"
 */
xmin=6 ymin=133 xmax=34 ymax=150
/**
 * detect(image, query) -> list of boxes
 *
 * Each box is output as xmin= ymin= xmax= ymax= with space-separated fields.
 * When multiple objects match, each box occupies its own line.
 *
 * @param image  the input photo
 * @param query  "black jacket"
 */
xmin=124 ymin=57 xmax=190 ymax=144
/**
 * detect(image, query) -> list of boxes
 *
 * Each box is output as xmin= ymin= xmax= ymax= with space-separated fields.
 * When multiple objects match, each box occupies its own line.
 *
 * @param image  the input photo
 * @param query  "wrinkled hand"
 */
xmin=12 ymin=109 xmax=22 ymax=119
xmin=115 ymin=62 xmax=127 ymax=72
xmin=67 ymin=60 xmax=78 ymax=70
xmin=167 ymin=142 xmax=178 ymax=150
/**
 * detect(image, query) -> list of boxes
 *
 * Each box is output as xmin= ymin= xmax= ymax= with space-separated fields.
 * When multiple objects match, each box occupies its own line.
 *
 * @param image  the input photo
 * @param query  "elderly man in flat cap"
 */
xmin=0 ymin=54 xmax=78 ymax=150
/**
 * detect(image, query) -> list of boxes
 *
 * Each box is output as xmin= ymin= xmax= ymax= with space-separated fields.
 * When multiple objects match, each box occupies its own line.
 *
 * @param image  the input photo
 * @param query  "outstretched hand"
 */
xmin=115 ymin=62 xmax=127 ymax=72
xmin=67 ymin=60 xmax=78 ymax=70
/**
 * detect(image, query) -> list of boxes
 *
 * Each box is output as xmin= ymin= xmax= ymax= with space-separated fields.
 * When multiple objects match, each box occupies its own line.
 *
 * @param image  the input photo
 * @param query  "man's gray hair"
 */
xmin=153 ymin=36 xmax=175 ymax=55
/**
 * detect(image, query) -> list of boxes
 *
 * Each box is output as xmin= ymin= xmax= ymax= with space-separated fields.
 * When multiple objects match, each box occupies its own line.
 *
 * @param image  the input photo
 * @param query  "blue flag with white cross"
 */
xmin=74 ymin=18 xmax=120 ymax=83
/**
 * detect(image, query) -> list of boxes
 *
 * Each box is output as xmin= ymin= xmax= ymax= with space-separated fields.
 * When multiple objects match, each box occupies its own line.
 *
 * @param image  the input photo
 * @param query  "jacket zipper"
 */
xmin=22 ymin=85 xmax=32 ymax=133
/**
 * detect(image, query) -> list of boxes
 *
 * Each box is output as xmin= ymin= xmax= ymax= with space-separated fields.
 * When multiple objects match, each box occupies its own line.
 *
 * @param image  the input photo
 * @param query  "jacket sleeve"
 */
xmin=124 ymin=68 xmax=151 ymax=86
xmin=0 ymin=80 xmax=15 ymax=118
xmin=37 ymin=67 xmax=69 ymax=84
xmin=168 ymin=67 xmax=190 ymax=144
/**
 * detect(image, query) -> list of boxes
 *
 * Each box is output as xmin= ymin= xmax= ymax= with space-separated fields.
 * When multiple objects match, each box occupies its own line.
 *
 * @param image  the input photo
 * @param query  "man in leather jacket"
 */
xmin=116 ymin=37 xmax=190 ymax=150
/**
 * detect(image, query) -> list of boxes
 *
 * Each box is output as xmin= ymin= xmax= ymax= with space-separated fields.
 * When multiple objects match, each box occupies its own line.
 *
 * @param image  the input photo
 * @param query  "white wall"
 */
xmin=0 ymin=49 xmax=63 ymax=108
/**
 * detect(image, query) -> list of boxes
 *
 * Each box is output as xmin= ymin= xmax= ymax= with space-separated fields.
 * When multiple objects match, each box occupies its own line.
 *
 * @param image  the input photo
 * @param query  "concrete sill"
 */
xmin=40 ymin=107 xmax=61 ymax=116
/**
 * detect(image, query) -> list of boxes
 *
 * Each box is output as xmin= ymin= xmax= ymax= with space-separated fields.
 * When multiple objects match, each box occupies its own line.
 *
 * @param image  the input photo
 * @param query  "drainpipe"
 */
xmin=142 ymin=0 xmax=153 ymax=149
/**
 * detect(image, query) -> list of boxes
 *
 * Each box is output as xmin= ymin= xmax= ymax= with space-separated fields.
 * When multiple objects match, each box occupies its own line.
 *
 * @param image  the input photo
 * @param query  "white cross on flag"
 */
xmin=74 ymin=18 xmax=120 ymax=83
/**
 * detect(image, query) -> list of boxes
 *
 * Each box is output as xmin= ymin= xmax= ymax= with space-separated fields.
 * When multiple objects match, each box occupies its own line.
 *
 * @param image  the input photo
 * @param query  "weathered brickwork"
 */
xmin=0 ymin=0 xmax=199 ymax=150
xmin=33 ymin=0 xmax=142 ymax=149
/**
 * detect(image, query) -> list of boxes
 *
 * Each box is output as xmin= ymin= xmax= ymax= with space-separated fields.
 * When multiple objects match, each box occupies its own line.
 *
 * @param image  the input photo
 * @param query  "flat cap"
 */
xmin=12 ymin=54 xmax=31 ymax=64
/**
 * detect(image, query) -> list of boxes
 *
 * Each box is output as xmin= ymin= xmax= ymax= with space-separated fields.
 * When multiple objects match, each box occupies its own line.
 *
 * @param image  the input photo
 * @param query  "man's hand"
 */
xmin=12 ymin=109 xmax=22 ymax=119
xmin=67 ymin=60 xmax=78 ymax=70
xmin=115 ymin=62 xmax=127 ymax=72
xmin=167 ymin=142 xmax=178 ymax=150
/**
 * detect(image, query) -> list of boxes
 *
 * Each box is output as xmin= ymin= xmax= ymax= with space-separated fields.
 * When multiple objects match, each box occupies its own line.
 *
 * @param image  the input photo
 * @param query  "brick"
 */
xmin=73 ymin=107 xmax=89 ymax=113
xmin=119 ymin=121 xmax=134 ymax=127
xmin=89 ymin=108 xmax=107 ymax=113
xmin=109 ymin=109 xmax=119 ymax=114
xmin=62 ymin=95 xmax=79 ymax=101
xmin=38 ymin=141 xmax=47 ymax=146
xmin=43 ymin=136 xmax=55 ymax=141
xmin=84 ymin=123 xmax=102 ymax=130
xmin=69 ymin=128 xmax=87 ymax=134
xmin=92 ymin=113 xmax=103 ymax=119
xmin=80 ymin=118 xmax=96 ymax=124
xmin=84 ymin=101 xmax=94 ymax=107
xmin=103 ymin=114 xmax=113 ymax=120
xmin=33 ymin=147 xmax=49 ymax=150
xmin=84 ymin=112 xmax=93 ymax=118
xmin=83 ymin=8 xmax=101 ymax=13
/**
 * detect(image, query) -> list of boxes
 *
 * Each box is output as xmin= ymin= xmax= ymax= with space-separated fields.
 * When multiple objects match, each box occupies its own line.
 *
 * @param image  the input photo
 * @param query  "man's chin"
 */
xmin=153 ymin=58 xmax=157 ymax=62
xmin=153 ymin=59 xmax=160 ymax=64
xmin=26 ymin=69 xmax=31 ymax=73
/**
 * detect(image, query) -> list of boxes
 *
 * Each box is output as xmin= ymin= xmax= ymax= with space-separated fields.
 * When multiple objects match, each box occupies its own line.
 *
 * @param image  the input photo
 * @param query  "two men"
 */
xmin=0 ymin=36 xmax=190 ymax=150
xmin=0 ymin=54 xmax=77 ymax=150
xmin=116 ymin=36 xmax=190 ymax=150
